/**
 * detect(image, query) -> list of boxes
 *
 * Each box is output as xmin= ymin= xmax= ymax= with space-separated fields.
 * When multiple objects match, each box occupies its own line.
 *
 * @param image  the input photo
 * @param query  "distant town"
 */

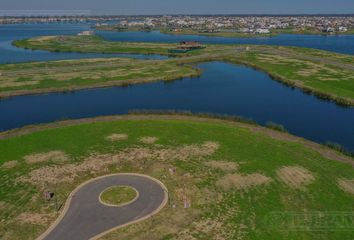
xmin=1 ymin=15 xmax=354 ymax=34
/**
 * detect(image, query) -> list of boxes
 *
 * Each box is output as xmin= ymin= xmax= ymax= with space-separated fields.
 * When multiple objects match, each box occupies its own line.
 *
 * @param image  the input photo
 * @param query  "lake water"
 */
xmin=99 ymin=30 xmax=354 ymax=55
xmin=0 ymin=23 xmax=166 ymax=64
xmin=0 ymin=23 xmax=353 ymax=152
xmin=1 ymin=62 xmax=353 ymax=151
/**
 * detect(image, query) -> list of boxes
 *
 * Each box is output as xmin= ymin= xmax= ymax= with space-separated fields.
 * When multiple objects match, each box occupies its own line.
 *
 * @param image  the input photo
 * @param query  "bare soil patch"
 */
xmin=0 ymin=201 xmax=7 ymax=211
xmin=24 ymin=150 xmax=68 ymax=164
xmin=17 ymin=142 xmax=219 ymax=188
xmin=16 ymin=212 xmax=54 ymax=226
xmin=205 ymin=160 xmax=239 ymax=172
xmin=105 ymin=133 xmax=128 ymax=141
xmin=216 ymin=173 xmax=272 ymax=191
xmin=277 ymin=166 xmax=315 ymax=189
xmin=1 ymin=160 xmax=18 ymax=169
xmin=337 ymin=179 xmax=354 ymax=195
xmin=139 ymin=136 xmax=158 ymax=144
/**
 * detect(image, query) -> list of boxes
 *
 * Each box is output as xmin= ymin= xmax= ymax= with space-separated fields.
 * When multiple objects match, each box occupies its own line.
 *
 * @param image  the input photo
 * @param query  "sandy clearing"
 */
xmin=139 ymin=136 xmax=158 ymax=144
xmin=16 ymin=212 xmax=54 ymax=226
xmin=24 ymin=150 xmax=68 ymax=164
xmin=17 ymin=142 xmax=219 ymax=188
xmin=216 ymin=173 xmax=272 ymax=191
xmin=337 ymin=179 xmax=354 ymax=195
xmin=105 ymin=133 xmax=128 ymax=142
xmin=1 ymin=160 xmax=18 ymax=169
xmin=277 ymin=166 xmax=315 ymax=189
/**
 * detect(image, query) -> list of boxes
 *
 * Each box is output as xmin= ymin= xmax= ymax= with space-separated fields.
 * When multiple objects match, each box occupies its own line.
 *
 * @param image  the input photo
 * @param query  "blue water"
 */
xmin=99 ymin=30 xmax=354 ymax=55
xmin=0 ymin=23 xmax=353 ymax=151
xmin=1 ymin=62 xmax=353 ymax=151
xmin=1 ymin=23 xmax=354 ymax=64
xmin=0 ymin=23 xmax=166 ymax=64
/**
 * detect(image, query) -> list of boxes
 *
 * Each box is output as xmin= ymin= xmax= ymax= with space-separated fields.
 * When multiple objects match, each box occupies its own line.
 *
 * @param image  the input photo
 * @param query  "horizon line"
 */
xmin=1 ymin=13 xmax=354 ymax=17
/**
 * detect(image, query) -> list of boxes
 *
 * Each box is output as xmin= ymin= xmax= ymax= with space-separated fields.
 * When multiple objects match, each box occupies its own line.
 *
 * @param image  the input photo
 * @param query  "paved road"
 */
xmin=39 ymin=174 xmax=168 ymax=240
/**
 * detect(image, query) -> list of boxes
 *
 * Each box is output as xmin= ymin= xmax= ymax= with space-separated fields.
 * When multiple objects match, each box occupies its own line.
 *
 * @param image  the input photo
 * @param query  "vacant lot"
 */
xmin=0 ymin=115 xmax=353 ymax=240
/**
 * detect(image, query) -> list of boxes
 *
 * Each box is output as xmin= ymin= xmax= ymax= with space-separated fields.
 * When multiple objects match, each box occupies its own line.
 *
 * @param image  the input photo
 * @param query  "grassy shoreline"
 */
xmin=6 ymin=36 xmax=354 ymax=106
xmin=0 ymin=114 xmax=353 ymax=240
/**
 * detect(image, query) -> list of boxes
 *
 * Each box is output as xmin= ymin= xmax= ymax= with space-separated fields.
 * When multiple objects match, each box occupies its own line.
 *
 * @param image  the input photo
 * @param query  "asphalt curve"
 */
xmin=39 ymin=174 xmax=168 ymax=240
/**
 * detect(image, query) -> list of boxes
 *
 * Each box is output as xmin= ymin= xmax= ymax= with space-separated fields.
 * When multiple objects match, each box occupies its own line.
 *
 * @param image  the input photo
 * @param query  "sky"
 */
xmin=1 ymin=0 xmax=354 ymax=15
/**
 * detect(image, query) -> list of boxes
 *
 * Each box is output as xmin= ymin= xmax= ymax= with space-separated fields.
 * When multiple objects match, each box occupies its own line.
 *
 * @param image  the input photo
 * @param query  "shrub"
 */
xmin=265 ymin=121 xmax=287 ymax=132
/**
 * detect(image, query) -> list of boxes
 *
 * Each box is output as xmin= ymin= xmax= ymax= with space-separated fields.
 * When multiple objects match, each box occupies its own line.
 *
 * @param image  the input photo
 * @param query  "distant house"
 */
xmin=77 ymin=31 xmax=95 ymax=36
xmin=322 ymin=27 xmax=334 ymax=33
xmin=338 ymin=26 xmax=348 ymax=32
xmin=177 ymin=41 xmax=204 ymax=50
xmin=169 ymin=41 xmax=205 ymax=53
xmin=255 ymin=28 xmax=270 ymax=34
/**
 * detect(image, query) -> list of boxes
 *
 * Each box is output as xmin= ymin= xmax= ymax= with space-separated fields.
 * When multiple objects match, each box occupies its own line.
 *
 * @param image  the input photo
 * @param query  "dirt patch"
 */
xmin=1 ymin=160 xmax=18 ymax=169
xmin=175 ymin=206 xmax=240 ymax=240
xmin=0 ymin=80 xmax=39 ymax=88
xmin=216 ymin=173 xmax=272 ymax=191
xmin=337 ymin=179 xmax=354 ymax=195
xmin=34 ymin=36 xmax=56 ymax=41
xmin=139 ymin=136 xmax=158 ymax=144
xmin=249 ymin=125 xmax=297 ymax=142
xmin=105 ymin=133 xmax=128 ymax=141
xmin=0 ymin=201 xmax=7 ymax=211
xmin=205 ymin=160 xmax=238 ymax=172
xmin=24 ymin=150 xmax=68 ymax=164
xmin=17 ymin=142 xmax=219 ymax=188
xmin=194 ymin=219 xmax=231 ymax=239
xmin=16 ymin=212 xmax=54 ymax=226
xmin=277 ymin=166 xmax=315 ymax=189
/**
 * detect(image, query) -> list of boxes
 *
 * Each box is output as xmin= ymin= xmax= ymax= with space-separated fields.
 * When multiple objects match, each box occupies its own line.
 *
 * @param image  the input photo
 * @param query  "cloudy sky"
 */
xmin=1 ymin=0 xmax=354 ymax=15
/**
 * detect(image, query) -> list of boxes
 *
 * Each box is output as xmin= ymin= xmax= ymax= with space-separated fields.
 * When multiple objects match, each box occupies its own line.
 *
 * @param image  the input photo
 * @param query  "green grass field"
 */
xmin=0 ymin=115 xmax=353 ymax=240
xmin=100 ymin=186 xmax=137 ymax=206
xmin=14 ymin=36 xmax=176 ymax=56
xmin=8 ymin=36 xmax=354 ymax=105
xmin=0 ymin=57 xmax=199 ymax=97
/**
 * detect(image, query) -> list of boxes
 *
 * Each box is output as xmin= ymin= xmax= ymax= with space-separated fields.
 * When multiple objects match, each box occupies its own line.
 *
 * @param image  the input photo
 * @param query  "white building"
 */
xmin=338 ymin=26 xmax=348 ymax=32
xmin=255 ymin=28 xmax=270 ymax=34
xmin=78 ymin=31 xmax=95 ymax=36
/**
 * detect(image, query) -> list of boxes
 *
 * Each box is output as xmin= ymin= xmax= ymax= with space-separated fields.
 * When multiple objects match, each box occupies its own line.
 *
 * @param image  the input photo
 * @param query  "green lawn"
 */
xmin=14 ymin=35 xmax=176 ymax=56
xmin=0 ymin=57 xmax=199 ymax=97
xmin=0 ymin=115 xmax=353 ymax=240
xmin=100 ymin=186 xmax=137 ymax=206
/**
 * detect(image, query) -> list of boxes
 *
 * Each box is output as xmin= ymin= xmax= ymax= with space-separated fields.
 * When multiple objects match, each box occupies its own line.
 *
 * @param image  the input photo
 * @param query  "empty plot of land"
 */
xmin=216 ymin=173 xmax=272 ymax=191
xmin=337 ymin=179 xmax=354 ymax=195
xmin=139 ymin=136 xmax=158 ymax=144
xmin=24 ymin=150 xmax=68 ymax=164
xmin=276 ymin=166 xmax=315 ymax=189
xmin=105 ymin=133 xmax=128 ymax=142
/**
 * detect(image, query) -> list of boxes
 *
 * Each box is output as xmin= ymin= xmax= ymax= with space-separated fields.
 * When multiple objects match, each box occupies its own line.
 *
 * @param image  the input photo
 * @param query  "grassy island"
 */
xmin=6 ymin=36 xmax=354 ymax=105
xmin=100 ymin=186 xmax=137 ymax=206
xmin=0 ymin=114 xmax=353 ymax=239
